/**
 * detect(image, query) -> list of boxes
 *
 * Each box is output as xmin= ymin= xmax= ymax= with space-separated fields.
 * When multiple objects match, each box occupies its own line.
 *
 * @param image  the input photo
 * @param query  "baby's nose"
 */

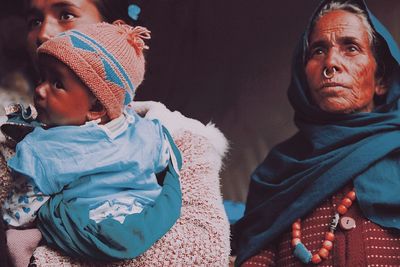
xmin=34 ymin=82 xmax=48 ymax=99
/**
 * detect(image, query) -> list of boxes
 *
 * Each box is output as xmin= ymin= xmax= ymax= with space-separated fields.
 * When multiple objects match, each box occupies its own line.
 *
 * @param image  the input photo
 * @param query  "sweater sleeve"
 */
xmin=7 ymin=136 xmax=69 ymax=195
xmin=7 ymin=140 xmax=52 ymax=194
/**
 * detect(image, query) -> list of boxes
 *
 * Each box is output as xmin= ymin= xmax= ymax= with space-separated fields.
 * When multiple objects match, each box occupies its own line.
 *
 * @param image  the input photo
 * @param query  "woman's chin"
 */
xmin=318 ymin=101 xmax=373 ymax=114
xmin=318 ymin=101 xmax=354 ymax=114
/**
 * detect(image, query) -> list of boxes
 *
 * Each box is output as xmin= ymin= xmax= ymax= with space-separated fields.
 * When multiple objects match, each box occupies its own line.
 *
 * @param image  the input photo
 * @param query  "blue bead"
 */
xmin=293 ymin=243 xmax=312 ymax=264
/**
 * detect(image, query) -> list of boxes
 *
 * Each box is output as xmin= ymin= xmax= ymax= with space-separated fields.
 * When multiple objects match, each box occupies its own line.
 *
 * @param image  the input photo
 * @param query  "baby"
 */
xmin=1 ymin=22 xmax=181 ymax=266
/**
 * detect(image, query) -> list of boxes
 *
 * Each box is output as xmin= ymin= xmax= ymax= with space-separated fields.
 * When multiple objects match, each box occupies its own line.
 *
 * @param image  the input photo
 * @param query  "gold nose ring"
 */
xmin=323 ymin=67 xmax=336 ymax=79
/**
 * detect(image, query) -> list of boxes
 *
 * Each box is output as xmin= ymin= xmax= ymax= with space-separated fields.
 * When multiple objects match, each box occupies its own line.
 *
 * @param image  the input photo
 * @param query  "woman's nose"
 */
xmin=324 ymin=49 xmax=342 ymax=73
xmin=36 ymin=18 xmax=59 ymax=47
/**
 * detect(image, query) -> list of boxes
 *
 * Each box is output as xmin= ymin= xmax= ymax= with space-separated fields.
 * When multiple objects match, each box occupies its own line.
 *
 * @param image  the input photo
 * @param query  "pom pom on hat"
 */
xmin=116 ymin=23 xmax=151 ymax=55
xmin=37 ymin=22 xmax=151 ymax=119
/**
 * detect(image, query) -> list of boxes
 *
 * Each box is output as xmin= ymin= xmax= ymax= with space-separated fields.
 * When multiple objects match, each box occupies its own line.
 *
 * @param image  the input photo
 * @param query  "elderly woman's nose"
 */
xmin=324 ymin=49 xmax=342 ymax=71
xmin=36 ymin=18 xmax=59 ymax=47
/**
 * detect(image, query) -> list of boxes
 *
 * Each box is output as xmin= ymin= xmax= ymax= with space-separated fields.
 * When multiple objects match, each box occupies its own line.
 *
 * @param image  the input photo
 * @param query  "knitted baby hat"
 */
xmin=37 ymin=22 xmax=150 ymax=119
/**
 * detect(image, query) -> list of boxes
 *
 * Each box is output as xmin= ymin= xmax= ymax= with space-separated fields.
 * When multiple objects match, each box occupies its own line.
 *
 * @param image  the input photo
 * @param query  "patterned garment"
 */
xmin=2 ymin=174 xmax=48 ymax=227
xmin=242 ymin=184 xmax=400 ymax=267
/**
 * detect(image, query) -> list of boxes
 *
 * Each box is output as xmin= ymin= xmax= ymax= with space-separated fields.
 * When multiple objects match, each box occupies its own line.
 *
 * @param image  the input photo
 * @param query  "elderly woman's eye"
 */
xmin=346 ymin=45 xmax=359 ymax=53
xmin=310 ymin=48 xmax=324 ymax=57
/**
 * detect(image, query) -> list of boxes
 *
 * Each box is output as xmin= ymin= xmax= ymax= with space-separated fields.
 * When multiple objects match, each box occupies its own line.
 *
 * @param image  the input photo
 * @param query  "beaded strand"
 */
xmin=291 ymin=189 xmax=356 ymax=264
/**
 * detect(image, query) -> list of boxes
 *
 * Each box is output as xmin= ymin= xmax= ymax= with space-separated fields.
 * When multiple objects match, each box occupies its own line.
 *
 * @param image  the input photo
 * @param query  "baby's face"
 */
xmin=34 ymin=55 xmax=94 ymax=127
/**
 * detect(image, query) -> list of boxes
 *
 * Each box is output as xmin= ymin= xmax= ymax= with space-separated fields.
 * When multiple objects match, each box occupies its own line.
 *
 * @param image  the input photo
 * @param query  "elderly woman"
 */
xmin=234 ymin=0 xmax=400 ymax=266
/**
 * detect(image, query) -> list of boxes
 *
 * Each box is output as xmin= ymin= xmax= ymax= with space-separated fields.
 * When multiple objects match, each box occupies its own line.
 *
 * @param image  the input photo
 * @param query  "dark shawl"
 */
xmin=234 ymin=0 xmax=400 ymax=265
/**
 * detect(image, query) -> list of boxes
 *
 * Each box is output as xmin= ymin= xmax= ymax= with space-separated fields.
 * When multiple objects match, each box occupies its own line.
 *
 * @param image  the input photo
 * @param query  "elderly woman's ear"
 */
xmin=375 ymin=84 xmax=388 ymax=96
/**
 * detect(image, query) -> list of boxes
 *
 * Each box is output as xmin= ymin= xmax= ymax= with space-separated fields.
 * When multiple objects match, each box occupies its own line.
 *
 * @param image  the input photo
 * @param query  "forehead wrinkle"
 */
xmin=313 ymin=21 xmax=362 ymax=35
xmin=312 ymin=10 xmax=372 ymax=44
xmin=311 ymin=24 xmax=369 ymax=46
xmin=312 ymin=32 xmax=364 ymax=43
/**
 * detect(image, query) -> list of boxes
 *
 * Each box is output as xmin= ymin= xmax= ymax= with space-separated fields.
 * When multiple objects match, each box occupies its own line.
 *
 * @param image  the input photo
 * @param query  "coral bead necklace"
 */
xmin=291 ymin=189 xmax=356 ymax=264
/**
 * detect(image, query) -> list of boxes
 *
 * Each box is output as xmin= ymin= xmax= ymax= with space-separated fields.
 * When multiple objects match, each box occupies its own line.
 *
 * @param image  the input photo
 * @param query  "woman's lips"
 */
xmin=315 ymin=83 xmax=351 ymax=98
xmin=318 ymin=82 xmax=350 ymax=93
xmin=320 ymin=82 xmax=348 ymax=89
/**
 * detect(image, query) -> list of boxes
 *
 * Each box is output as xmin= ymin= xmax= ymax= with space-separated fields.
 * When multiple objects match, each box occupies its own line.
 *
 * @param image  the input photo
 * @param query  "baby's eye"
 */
xmin=60 ymin=12 xmax=75 ymax=21
xmin=53 ymin=81 xmax=64 ymax=89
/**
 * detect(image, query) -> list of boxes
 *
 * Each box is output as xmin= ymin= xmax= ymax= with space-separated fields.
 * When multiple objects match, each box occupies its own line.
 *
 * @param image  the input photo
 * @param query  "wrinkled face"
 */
xmin=305 ymin=10 xmax=385 ymax=114
xmin=34 ymin=55 xmax=94 ymax=127
xmin=26 ymin=0 xmax=103 ymax=65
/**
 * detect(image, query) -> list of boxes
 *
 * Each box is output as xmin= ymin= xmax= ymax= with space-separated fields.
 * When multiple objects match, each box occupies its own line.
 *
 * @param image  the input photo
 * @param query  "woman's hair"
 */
xmin=307 ymin=1 xmax=395 ymax=92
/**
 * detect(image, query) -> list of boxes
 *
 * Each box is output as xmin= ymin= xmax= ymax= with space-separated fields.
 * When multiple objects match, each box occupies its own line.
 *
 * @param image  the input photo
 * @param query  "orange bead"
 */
xmin=292 ymin=222 xmax=301 ymax=230
xmin=291 ymin=238 xmax=301 ymax=247
xmin=346 ymin=190 xmax=356 ymax=201
xmin=341 ymin=197 xmax=352 ymax=208
xmin=325 ymin=232 xmax=335 ymax=241
xmin=322 ymin=240 xmax=333 ymax=251
xmin=292 ymin=229 xmax=301 ymax=238
xmin=337 ymin=204 xmax=348 ymax=215
xmin=311 ymin=254 xmax=322 ymax=264
xmin=318 ymin=248 xmax=329 ymax=259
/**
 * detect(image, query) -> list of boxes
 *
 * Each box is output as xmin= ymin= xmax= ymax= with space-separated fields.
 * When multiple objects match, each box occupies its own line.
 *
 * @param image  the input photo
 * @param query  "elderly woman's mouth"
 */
xmin=319 ymin=82 xmax=349 ymax=91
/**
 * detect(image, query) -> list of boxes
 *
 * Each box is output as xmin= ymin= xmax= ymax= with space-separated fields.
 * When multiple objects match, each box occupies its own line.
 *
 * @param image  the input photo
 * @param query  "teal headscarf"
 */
xmin=234 ymin=0 xmax=400 ymax=265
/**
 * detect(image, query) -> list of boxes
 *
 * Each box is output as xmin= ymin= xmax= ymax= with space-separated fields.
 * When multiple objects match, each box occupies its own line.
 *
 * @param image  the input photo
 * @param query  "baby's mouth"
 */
xmin=33 ymin=106 xmax=48 ymax=127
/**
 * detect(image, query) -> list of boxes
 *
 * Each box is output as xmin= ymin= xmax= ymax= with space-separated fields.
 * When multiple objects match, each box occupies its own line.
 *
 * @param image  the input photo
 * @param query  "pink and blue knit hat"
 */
xmin=37 ymin=22 xmax=150 ymax=119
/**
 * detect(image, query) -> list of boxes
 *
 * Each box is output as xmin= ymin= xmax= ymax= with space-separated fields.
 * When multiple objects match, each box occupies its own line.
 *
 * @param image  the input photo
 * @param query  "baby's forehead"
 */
xmin=38 ymin=54 xmax=66 ymax=72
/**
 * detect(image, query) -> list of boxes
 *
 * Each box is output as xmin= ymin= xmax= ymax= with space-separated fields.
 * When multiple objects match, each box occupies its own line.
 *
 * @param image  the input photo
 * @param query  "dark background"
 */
xmin=1 ymin=1 xmax=399 ymax=202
